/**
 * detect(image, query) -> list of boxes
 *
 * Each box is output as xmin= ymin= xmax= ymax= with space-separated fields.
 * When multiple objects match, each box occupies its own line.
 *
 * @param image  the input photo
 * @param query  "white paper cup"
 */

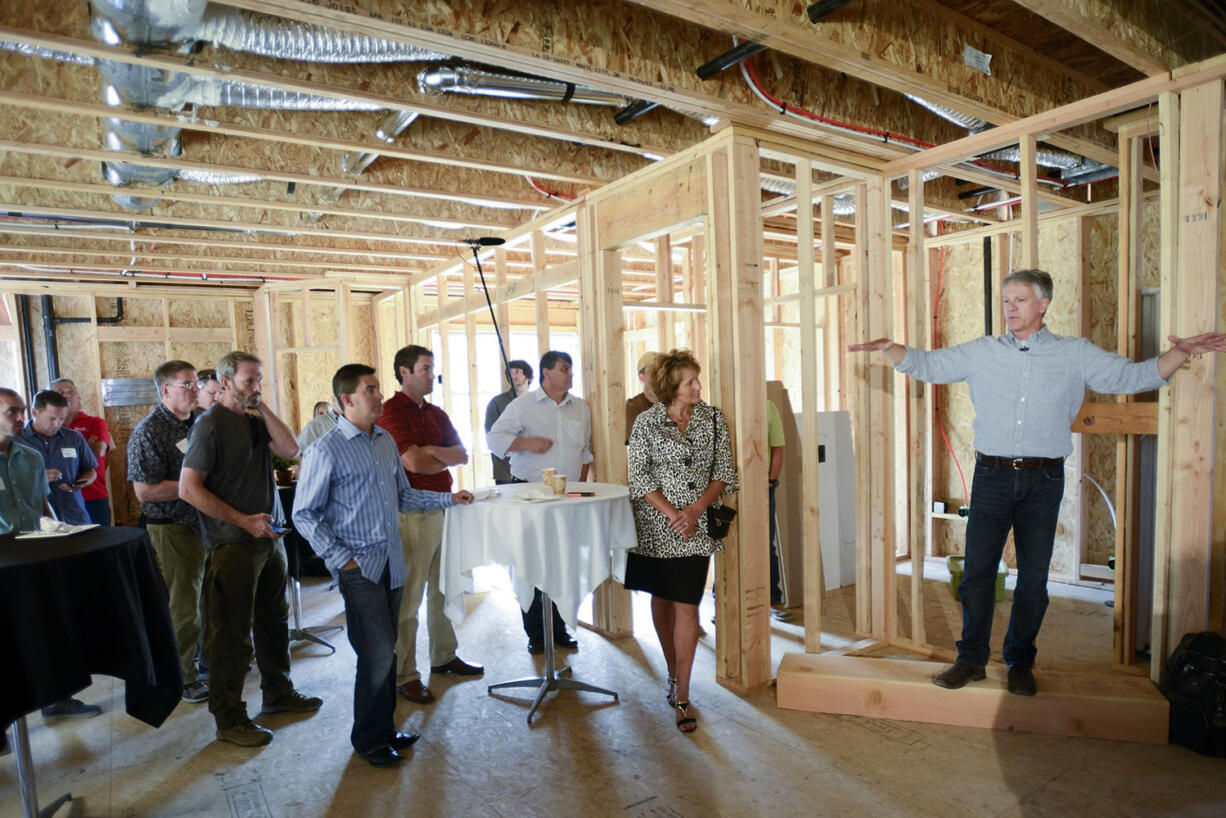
xmin=541 ymin=467 xmax=556 ymax=483
xmin=552 ymin=475 xmax=567 ymax=495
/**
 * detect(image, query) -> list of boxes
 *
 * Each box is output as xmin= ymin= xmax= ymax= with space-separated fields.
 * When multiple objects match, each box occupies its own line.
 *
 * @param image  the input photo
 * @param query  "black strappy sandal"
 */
xmin=674 ymin=701 xmax=697 ymax=733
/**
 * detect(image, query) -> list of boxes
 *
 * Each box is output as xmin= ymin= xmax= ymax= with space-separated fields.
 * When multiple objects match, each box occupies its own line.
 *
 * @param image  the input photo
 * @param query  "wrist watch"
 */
xmin=768 ymin=478 xmax=779 ymax=488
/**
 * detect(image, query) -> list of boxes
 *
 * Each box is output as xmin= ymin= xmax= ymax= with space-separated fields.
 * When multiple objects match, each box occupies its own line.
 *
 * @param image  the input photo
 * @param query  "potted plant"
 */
xmin=272 ymin=455 xmax=299 ymax=485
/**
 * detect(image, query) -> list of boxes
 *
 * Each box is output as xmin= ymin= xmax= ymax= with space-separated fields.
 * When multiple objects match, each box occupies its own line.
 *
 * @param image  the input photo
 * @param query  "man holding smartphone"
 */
xmin=51 ymin=378 xmax=114 ymax=526
xmin=19 ymin=389 xmax=96 ymax=526
xmin=180 ymin=351 xmax=322 ymax=747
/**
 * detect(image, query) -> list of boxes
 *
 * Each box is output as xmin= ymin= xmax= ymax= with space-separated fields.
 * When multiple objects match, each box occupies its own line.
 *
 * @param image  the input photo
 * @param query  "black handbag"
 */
xmin=702 ymin=408 xmax=737 ymax=539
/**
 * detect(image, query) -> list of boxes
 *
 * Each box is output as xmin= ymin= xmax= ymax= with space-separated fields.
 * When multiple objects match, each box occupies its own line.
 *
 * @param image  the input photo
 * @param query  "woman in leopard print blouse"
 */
xmin=623 ymin=349 xmax=738 ymax=734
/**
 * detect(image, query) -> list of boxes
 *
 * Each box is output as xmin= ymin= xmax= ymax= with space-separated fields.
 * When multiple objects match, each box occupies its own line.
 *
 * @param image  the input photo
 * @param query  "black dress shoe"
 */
xmin=1007 ymin=666 xmax=1037 ymax=696
xmin=554 ymin=630 xmax=579 ymax=649
xmin=389 ymin=731 xmax=420 ymax=751
xmin=363 ymin=745 xmax=403 ymax=767
xmin=932 ymin=661 xmax=986 ymax=689
xmin=430 ymin=657 xmax=484 ymax=676
xmin=527 ymin=640 xmax=545 ymax=655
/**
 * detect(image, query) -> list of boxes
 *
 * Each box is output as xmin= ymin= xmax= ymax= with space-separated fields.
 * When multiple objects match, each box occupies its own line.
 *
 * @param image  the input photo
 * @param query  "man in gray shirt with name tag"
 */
xmin=850 ymin=268 xmax=1226 ymax=696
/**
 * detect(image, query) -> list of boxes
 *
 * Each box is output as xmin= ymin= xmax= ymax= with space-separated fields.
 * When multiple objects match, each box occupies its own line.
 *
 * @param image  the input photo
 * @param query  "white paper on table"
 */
xmin=470 ymin=489 xmax=500 ymax=502
xmin=512 ymin=490 xmax=563 ymax=503
xmin=17 ymin=518 xmax=100 ymax=539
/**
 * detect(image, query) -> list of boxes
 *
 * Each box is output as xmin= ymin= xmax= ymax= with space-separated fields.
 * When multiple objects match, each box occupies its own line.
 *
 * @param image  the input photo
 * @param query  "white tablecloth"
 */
xmin=440 ymin=481 xmax=638 ymax=628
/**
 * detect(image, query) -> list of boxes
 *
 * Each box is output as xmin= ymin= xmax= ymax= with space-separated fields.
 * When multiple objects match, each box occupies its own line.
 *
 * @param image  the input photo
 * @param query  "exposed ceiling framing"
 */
xmin=0 ymin=0 xmax=1221 ymax=294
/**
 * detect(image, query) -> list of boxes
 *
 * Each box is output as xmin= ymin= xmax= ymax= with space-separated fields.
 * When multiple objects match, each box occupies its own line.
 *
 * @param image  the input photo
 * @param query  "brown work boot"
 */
xmin=260 ymin=689 xmax=323 ymax=715
xmin=216 ymin=720 xmax=273 ymax=747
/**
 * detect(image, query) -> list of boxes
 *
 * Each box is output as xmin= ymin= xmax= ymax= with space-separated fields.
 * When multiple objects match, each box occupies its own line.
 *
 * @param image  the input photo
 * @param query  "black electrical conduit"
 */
xmin=983 ymin=237 xmax=993 ymax=336
xmin=37 ymin=295 xmax=125 ymax=383
xmin=15 ymin=295 xmax=38 ymax=400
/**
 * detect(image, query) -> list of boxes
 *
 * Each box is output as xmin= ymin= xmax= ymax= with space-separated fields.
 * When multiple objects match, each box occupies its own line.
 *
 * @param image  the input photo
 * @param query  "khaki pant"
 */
xmin=149 ymin=522 xmax=206 ymax=684
xmin=395 ymin=509 xmax=458 ymax=683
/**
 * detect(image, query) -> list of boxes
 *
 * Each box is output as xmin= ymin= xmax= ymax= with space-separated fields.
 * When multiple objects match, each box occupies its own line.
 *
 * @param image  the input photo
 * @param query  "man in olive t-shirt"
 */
xmin=180 ymin=351 xmax=322 ymax=747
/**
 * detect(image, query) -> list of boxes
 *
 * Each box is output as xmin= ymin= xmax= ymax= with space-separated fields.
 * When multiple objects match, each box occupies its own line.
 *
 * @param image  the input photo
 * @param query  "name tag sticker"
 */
xmin=176 ymin=438 xmax=189 ymax=453
xmin=61 ymin=448 xmax=78 ymax=458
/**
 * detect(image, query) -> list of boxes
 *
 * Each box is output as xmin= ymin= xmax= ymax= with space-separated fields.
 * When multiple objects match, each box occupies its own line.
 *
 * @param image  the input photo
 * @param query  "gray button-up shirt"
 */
xmin=896 ymin=327 xmax=1168 ymax=458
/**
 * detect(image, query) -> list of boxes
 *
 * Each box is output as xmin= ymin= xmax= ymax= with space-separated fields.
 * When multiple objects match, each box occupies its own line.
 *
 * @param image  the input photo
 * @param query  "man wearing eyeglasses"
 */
xmin=127 ymin=360 xmax=210 ymax=704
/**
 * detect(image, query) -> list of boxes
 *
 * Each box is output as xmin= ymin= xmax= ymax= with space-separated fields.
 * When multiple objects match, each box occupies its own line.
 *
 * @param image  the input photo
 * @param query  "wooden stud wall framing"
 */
xmin=251 ymin=280 xmax=380 ymax=434
xmin=795 ymin=160 xmax=824 ymax=654
xmin=1114 ymin=135 xmax=1145 ymax=664
xmin=907 ymin=170 xmax=931 ymax=648
xmin=579 ymin=201 xmax=633 ymax=636
xmin=709 ymin=134 xmax=770 ymax=692
xmin=1154 ymin=80 xmax=1224 ymax=673
xmin=6 ymin=285 xmax=253 ymax=525
xmin=777 ymin=53 xmax=1226 ymax=741
xmin=852 ymin=183 xmax=873 ymax=636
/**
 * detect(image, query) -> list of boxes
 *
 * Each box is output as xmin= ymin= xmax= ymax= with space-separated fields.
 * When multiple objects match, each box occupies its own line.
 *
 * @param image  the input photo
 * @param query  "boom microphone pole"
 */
xmin=461 ymin=237 xmax=514 ymax=389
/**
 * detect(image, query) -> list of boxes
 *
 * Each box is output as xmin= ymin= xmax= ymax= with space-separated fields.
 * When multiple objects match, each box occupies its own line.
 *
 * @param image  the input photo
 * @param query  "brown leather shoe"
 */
xmin=398 ymin=680 xmax=434 ymax=704
xmin=430 ymin=657 xmax=484 ymax=676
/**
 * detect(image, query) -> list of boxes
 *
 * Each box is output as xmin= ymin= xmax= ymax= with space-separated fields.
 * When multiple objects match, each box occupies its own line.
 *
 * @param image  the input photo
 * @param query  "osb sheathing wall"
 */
xmin=273 ymin=291 xmax=378 ymax=431
xmin=931 ymin=219 xmax=1082 ymax=576
xmin=16 ymin=291 xmax=251 ymax=525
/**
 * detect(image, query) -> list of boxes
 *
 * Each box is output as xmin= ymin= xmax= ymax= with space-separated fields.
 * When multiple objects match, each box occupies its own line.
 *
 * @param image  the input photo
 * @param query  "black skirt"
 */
xmin=623 ymin=552 xmax=711 ymax=605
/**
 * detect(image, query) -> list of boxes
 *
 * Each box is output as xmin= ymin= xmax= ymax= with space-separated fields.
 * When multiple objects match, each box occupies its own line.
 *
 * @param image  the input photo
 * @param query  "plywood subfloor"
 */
xmin=3 ymin=568 xmax=1224 ymax=818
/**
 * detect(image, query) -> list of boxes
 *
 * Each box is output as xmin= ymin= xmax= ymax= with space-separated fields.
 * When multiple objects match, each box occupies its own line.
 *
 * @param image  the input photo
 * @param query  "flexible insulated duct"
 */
xmin=87 ymin=0 xmax=446 ymax=209
xmin=906 ymin=94 xmax=1087 ymax=171
xmin=91 ymin=0 xmax=445 ymax=62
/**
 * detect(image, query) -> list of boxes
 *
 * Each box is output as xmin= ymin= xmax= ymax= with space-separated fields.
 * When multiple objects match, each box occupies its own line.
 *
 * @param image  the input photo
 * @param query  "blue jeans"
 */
xmin=768 ymin=484 xmax=782 ymax=604
xmin=957 ymin=455 xmax=1065 ymax=669
xmin=338 ymin=564 xmax=403 ymax=755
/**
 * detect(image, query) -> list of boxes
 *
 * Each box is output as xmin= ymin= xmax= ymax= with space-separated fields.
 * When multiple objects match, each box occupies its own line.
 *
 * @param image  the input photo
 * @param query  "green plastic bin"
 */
xmin=946 ymin=555 xmax=1008 ymax=602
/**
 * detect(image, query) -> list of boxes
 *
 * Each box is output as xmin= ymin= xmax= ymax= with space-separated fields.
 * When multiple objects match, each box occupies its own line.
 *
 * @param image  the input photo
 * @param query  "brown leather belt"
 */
xmin=977 ymin=453 xmax=1065 ymax=470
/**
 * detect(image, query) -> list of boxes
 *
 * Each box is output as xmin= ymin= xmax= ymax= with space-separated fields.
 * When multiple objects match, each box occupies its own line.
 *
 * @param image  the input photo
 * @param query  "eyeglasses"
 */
xmin=168 ymin=381 xmax=199 ymax=391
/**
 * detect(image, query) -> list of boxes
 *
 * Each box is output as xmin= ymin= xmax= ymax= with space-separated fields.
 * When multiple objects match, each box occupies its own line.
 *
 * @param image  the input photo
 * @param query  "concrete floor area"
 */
xmin=4 ymin=564 xmax=1224 ymax=817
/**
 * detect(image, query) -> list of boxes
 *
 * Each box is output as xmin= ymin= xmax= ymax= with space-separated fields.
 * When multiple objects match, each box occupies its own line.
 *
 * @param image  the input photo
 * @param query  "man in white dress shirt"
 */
xmin=487 ymin=351 xmax=594 ymax=653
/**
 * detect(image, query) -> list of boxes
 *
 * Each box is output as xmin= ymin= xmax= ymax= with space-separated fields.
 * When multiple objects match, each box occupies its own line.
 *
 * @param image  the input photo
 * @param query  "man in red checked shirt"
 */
xmin=376 ymin=345 xmax=484 ymax=706
xmin=51 ymin=378 xmax=113 ymax=525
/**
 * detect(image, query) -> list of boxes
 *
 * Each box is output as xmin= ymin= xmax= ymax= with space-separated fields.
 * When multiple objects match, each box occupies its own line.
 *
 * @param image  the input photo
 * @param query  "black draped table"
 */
xmin=1 ymin=526 xmax=182 ymax=817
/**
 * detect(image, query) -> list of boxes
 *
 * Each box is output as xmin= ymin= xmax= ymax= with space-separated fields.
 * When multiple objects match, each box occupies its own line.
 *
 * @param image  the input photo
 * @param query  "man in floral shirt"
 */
xmin=127 ymin=360 xmax=209 ymax=704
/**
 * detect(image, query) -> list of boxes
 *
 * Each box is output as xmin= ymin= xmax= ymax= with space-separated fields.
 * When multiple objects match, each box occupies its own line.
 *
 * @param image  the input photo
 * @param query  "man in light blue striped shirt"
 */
xmin=852 ymin=269 xmax=1226 ymax=696
xmin=293 ymin=364 xmax=473 ymax=767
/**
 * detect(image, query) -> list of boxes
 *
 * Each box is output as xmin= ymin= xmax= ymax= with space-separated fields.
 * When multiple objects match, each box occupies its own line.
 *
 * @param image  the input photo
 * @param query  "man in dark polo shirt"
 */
xmin=51 ymin=378 xmax=113 ymax=526
xmin=377 ymin=345 xmax=483 ymax=705
xmin=128 ymin=360 xmax=209 ymax=704
xmin=20 ymin=390 xmax=96 ymax=526
xmin=180 ymin=350 xmax=322 ymax=746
